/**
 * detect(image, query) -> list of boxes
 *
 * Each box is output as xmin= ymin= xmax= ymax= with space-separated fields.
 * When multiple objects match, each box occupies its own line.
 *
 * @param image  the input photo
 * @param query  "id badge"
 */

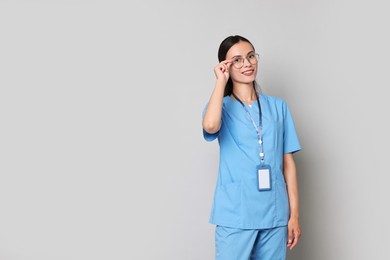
xmin=257 ymin=164 xmax=271 ymax=191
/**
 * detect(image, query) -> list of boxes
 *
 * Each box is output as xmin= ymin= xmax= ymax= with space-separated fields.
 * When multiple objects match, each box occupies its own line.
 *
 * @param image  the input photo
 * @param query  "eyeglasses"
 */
xmin=231 ymin=53 xmax=260 ymax=69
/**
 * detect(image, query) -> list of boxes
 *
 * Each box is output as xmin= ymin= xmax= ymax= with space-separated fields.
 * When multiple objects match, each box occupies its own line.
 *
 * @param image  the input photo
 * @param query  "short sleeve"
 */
xmin=202 ymin=103 xmax=220 ymax=142
xmin=282 ymin=101 xmax=301 ymax=154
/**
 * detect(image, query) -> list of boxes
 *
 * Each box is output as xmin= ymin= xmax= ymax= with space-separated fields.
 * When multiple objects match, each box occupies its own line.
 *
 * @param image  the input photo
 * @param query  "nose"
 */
xmin=243 ymin=57 xmax=252 ymax=67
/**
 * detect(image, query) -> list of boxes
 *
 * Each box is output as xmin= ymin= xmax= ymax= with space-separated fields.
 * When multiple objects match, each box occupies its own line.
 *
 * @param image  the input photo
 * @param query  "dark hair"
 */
xmin=218 ymin=35 xmax=256 ymax=97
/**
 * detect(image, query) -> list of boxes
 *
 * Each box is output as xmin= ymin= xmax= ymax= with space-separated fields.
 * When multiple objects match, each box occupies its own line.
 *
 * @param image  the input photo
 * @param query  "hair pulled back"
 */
xmin=218 ymin=35 xmax=256 ymax=97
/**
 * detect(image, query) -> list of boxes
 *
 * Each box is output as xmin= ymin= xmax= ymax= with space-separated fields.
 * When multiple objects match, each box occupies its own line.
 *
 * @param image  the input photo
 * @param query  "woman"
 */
xmin=202 ymin=35 xmax=302 ymax=260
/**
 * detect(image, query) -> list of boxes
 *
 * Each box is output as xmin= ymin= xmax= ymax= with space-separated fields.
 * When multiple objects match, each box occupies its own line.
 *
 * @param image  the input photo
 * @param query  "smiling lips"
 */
xmin=242 ymin=69 xmax=255 ymax=76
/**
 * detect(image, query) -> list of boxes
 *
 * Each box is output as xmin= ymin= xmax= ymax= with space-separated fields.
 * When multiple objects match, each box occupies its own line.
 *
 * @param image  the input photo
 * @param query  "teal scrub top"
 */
xmin=202 ymin=93 xmax=301 ymax=229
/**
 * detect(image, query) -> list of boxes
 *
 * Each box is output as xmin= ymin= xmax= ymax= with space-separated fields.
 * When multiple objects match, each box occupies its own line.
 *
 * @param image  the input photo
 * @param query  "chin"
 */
xmin=238 ymin=77 xmax=256 ymax=84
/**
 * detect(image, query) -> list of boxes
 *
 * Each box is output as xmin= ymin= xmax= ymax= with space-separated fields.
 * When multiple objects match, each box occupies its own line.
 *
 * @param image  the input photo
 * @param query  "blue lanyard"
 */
xmin=232 ymin=92 xmax=265 ymax=163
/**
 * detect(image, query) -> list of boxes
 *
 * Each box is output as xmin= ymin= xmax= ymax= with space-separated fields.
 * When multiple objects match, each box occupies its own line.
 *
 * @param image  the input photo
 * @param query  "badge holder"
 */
xmin=257 ymin=164 xmax=271 ymax=191
xmin=232 ymin=92 xmax=271 ymax=191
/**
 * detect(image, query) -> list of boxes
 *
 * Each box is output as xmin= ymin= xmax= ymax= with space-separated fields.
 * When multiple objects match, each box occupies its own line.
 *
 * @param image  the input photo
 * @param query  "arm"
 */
xmin=283 ymin=152 xmax=302 ymax=250
xmin=202 ymin=60 xmax=232 ymax=134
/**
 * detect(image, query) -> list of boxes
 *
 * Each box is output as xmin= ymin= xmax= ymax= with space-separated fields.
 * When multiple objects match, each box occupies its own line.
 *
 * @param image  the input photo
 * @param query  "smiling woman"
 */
xmin=202 ymin=35 xmax=302 ymax=260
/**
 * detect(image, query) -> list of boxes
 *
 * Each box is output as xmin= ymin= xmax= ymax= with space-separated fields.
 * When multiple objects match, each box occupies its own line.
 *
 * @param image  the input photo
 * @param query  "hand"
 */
xmin=287 ymin=217 xmax=301 ymax=250
xmin=214 ymin=59 xmax=232 ymax=83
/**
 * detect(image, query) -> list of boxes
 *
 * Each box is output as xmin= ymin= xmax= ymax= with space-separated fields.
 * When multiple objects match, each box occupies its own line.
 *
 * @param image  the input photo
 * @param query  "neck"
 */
xmin=232 ymin=83 xmax=257 ymax=104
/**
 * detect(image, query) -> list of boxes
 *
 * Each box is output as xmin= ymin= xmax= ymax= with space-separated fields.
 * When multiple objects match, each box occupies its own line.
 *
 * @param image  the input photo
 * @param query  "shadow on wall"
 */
xmin=287 ymin=150 xmax=323 ymax=260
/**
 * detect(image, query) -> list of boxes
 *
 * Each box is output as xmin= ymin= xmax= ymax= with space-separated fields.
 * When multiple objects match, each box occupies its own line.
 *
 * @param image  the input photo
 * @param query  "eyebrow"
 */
xmin=231 ymin=51 xmax=255 ymax=59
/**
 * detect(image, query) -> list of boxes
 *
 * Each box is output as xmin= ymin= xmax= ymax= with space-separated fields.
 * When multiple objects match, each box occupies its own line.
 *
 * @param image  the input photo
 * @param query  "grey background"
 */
xmin=1 ymin=0 xmax=389 ymax=259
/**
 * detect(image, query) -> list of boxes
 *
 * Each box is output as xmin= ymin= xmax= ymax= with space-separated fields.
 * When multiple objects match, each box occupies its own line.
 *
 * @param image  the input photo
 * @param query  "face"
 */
xmin=225 ymin=41 xmax=258 ymax=85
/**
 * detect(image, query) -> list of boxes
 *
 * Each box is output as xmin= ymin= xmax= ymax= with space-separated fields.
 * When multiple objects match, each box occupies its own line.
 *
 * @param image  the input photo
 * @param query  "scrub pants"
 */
xmin=215 ymin=225 xmax=287 ymax=260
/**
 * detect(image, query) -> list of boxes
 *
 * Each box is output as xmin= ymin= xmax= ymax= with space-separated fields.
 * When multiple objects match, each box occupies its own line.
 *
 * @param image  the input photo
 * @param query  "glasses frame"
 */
xmin=231 ymin=53 xmax=260 ymax=69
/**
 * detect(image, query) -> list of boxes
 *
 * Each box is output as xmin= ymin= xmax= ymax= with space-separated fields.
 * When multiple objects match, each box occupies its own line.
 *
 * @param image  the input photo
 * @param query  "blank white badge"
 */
xmin=258 ymin=167 xmax=271 ymax=191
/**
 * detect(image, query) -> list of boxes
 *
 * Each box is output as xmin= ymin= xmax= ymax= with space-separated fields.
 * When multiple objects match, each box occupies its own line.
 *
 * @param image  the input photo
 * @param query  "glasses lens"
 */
xmin=248 ymin=53 xmax=259 ymax=65
xmin=233 ymin=57 xmax=244 ymax=68
xmin=231 ymin=54 xmax=259 ymax=68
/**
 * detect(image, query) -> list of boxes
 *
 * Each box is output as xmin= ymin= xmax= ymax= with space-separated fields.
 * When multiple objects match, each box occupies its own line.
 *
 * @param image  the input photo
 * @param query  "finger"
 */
xmin=221 ymin=63 xmax=229 ymax=73
xmin=222 ymin=59 xmax=233 ymax=65
xmin=289 ymin=234 xmax=300 ymax=250
xmin=287 ymin=228 xmax=294 ymax=248
xmin=289 ymin=230 xmax=301 ymax=250
xmin=226 ymin=62 xmax=232 ymax=70
xmin=219 ymin=65 xmax=227 ymax=74
xmin=287 ymin=240 xmax=293 ymax=249
xmin=216 ymin=64 xmax=226 ymax=73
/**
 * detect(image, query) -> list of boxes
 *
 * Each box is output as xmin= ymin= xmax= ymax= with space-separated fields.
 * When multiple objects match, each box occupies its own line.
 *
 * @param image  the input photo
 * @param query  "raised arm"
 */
xmin=202 ymin=60 xmax=232 ymax=134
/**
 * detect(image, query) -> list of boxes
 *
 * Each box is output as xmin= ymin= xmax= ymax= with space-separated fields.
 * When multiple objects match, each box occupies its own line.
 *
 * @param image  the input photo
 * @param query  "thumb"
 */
xmin=287 ymin=229 xmax=294 ymax=245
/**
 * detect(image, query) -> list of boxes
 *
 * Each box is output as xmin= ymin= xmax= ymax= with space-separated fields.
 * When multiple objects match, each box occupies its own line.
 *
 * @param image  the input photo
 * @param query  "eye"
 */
xmin=233 ymin=57 xmax=243 ymax=64
xmin=248 ymin=53 xmax=256 ymax=59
